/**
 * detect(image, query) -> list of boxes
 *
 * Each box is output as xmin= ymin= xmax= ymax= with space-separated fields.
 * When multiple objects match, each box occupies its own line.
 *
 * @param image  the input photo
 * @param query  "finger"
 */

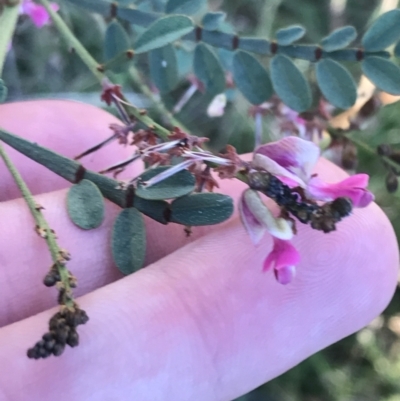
xmin=0 ymin=100 xmax=139 ymax=202
xmin=0 ymin=157 xmax=356 ymax=327
xmin=0 ymin=189 xmax=397 ymax=401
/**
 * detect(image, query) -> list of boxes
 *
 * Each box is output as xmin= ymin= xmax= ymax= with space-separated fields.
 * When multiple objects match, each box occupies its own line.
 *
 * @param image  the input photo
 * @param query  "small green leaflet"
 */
xmin=275 ymin=25 xmax=305 ymax=46
xmin=165 ymin=0 xmax=206 ymax=15
xmin=321 ymin=26 xmax=356 ymax=52
xmin=134 ymin=15 xmax=194 ymax=54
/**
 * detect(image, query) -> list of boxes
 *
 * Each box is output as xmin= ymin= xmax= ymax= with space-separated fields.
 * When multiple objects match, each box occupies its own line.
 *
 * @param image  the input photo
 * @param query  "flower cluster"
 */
xmin=239 ymin=136 xmax=374 ymax=284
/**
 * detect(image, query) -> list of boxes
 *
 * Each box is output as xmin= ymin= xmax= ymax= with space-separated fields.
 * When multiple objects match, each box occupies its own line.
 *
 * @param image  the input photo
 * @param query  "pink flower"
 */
xmin=254 ymin=136 xmax=374 ymax=208
xmin=263 ymin=238 xmax=300 ymax=285
xmin=238 ymin=189 xmax=294 ymax=245
xmin=20 ymin=0 xmax=59 ymax=28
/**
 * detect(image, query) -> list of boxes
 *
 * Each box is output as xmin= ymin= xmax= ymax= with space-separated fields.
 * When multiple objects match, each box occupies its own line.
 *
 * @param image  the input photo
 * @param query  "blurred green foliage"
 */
xmin=2 ymin=0 xmax=400 ymax=400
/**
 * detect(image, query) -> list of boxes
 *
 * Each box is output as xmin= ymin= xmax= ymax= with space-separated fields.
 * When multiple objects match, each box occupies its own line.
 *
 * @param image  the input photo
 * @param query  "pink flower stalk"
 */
xmin=263 ymin=238 xmax=300 ymax=285
xmin=20 ymin=0 xmax=59 ymax=28
xmin=254 ymin=136 xmax=374 ymax=208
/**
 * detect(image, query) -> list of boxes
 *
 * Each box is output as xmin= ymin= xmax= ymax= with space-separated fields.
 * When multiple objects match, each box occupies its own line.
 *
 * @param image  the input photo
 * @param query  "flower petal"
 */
xmin=307 ymin=174 xmax=375 ymax=207
xmin=255 ymin=136 xmax=320 ymax=181
xmin=253 ymin=153 xmax=306 ymax=187
xmin=274 ymin=265 xmax=296 ymax=285
xmin=263 ymin=238 xmax=300 ymax=273
xmin=22 ymin=1 xmax=59 ymax=28
xmin=238 ymin=191 xmax=266 ymax=245
xmin=242 ymin=189 xmax=294 ymax=240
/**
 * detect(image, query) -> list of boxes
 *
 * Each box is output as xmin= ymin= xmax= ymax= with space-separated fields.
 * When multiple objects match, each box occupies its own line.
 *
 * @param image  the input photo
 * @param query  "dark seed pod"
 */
xmin=52 ymin=343 xmax=65 ymax=357
xmin=389 ymin=151 xmax=400 ymax=165
xmin=44 ymin=339 xmax=56 ymax=351
xmin=43 ymin=272 xmax=58 ymax=287
xmin=386 ymin=171 xmax=398 ymax=193
xmin=27 ymin=348 xmax=38 ymax=359
xmin=66 ymin=330 xmax=79 ymax=347
xmin=330 ymin=197 xmax=353 ymax=218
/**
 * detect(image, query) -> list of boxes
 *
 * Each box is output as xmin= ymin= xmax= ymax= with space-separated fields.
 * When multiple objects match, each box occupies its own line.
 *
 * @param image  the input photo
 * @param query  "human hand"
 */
xmin=0 ymin=100 xmax=398 ymax=401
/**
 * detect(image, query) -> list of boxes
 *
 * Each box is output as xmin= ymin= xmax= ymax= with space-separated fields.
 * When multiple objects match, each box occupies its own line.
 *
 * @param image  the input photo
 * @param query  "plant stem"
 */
xmin=0 ymin=2 xmax=20 ymax=75
xmin=0 ymin=143 xmax=74 ymax=308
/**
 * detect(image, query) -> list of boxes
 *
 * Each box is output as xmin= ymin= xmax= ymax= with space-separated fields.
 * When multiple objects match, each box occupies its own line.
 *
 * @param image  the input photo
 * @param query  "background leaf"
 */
xmin=232 ymin=50 xmax=273 ymax=105
xmin=149 ymin=44 xmax=179 ymax=94
xmin=136 ymin=166 xmax=195 ymax=200
xmin=193 ymin=43 xmax=226 ymax=95
xmin=67 ymin=179 xmax=105 ymax=230
xmin=362 ymin=56 xmax=400 ymax=95
xmin=362 ymin=9 xmax=400 ymax=51
xmin=275 ymin=25 xmax=305 ymax=46
xmin=134 ymin=15 xmax=194 ymax=54
xmin=65 ymin=0 xmax=111 ymax=15
xmin=270 ymin=54 xmax=312 ymax=112
xmin=170 ymin=193 xmax=234 ymax=226
xmin=321 ymin=26 xmax=357 ymax=51
xmin=202 ymin=12 xmax=226 ymax=31
xmin=165 ymin=0 xmax=206 ymax=15
xmin=104 ymin=20 xmax=131 ymax=73
xmin=316 ymin=59 xmax=357 ymax=109
xmin=112 ymin=208 xmax=146 ymax=275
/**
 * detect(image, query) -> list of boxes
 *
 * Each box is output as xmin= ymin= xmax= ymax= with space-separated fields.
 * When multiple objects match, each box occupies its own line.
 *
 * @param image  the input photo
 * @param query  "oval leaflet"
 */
xmin=170 ymin=193 xmax=234 ymax=226
xmin=232 ymin=50 xmax=273 ymax=105
xmin=136 ymin=166 xmax=196 ymax=200
xmin=112 ymin=208 xmax=146 ymax=275
xmin=316 ymin=59 xmax=357 ymax=109
xmin=270 ymin=55 xmax=312 ymax=112
xmin=67 ymin=179 xmax=105 ymax=230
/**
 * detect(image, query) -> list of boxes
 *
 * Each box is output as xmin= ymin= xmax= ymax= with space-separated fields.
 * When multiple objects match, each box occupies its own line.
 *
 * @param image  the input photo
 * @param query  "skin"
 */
xmin=0 ymin=100 xmax=398 ymax=401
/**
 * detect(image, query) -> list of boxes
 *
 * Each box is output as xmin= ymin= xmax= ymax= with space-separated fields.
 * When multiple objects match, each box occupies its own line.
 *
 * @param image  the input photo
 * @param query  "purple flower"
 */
xmin=239 ymin=189 xmax=294 ymax=245
xmin=263 ymin=238 xmax=300 ymax=285
xmin=20 ymin=0 xmax=59 ymax=28
xmin=238 ymin=189 xmax=299 ymax=285
xmin=254 ymin=136 xmax=374 ymax=208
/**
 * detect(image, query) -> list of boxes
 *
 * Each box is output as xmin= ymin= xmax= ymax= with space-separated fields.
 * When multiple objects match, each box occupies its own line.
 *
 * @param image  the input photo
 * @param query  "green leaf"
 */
xmin=65 ymin=0 xmax=111 ymax=15
xmin=0 ymin=79 xmax=7 ymax=103
xmin=117 ymin=7 xmax=159 ymax=28
xmin=170 ymin=193 xmax=234 ymax=226
xmin=165 ymin=0 xmax=206 ymax=15
xmin=104 ymin=20 xmax=131 ymax=73
xmin=0 ymin=129 xmax=82 ymax=182
xmin=67 ymin=179 xmax=105 ymax=230
xmin=133 ymin=197 xmax=169 ymax=224
xmin=149 ymin=44 xmax=179 ymax=94
xmin=395 ymin=41 xmax=400 ymax=58
xmin=362 ymin=56 xmax=400 ymax=95
xmin=362 ymin=9 xmax=400 ymax=51
xmin=112 ymin=208 xmax=146 ymax=275
xmin=134 ymin=15 xmax=194 ymax=54
xmin=193 ymin=43 xmax=225 ymax=95
xmin=202 ymin=12 xmax=226 ymax=31
xmin=275 ymin=25 xmax=305 ymax=46
xmin=136 ymin=166 xmax=195 ymax=200
xmin=270 ymin=55 xmax=312 ymax=112
xmin=321 ymin=26 xmax=357 ymax=52
xmin=232 ymin=50 xmax=273 ymax=105
xmin=316 ymin=59 xmax=357 ymax=109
